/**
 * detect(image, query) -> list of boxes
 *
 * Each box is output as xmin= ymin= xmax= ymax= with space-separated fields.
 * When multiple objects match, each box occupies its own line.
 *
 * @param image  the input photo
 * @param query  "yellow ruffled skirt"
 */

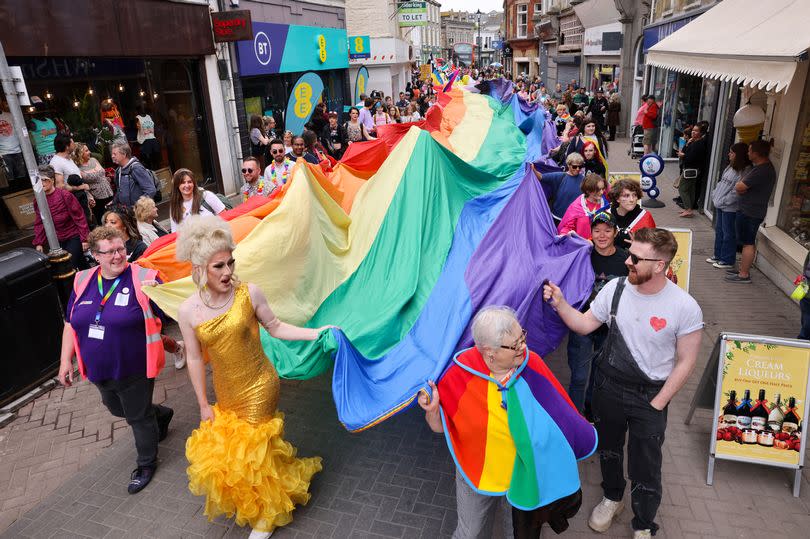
xmin=185 ymin=405 xmax=323 ymax=533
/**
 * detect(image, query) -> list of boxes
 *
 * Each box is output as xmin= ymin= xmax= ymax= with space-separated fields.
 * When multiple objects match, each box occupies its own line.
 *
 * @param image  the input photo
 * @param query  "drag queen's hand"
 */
xmin=200 ymin=404 xmax=215 ymax=423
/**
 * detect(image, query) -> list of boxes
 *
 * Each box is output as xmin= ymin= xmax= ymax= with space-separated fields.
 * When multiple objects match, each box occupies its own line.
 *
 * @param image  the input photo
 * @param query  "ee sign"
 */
xmin=254 ymin=32 xmax=272 ymax=66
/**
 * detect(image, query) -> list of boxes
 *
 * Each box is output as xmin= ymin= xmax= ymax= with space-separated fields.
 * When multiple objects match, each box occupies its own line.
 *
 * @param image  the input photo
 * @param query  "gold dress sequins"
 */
xmin=185 ymin=284 xmax=322 ymax=534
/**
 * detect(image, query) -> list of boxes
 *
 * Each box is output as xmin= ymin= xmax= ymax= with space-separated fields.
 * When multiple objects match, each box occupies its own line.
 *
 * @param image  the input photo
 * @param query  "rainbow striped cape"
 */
xmin=439 ymin=346 xmax=597 ymax=510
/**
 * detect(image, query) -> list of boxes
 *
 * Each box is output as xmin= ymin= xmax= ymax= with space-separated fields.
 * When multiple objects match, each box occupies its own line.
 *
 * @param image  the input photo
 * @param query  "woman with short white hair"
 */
xmin=419 ymin=306 xmax=597 ymax=538
xmin=133 ymin=196 xmax=168 ymax=246
xmin=176 ymin=215 xmax=333 ymax=539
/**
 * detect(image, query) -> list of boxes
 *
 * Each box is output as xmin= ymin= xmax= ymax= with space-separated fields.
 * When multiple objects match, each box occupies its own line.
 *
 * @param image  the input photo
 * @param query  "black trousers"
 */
xmin=591 ymin=369 xmax=667 ymax=534
xmin=512 ymin=489 xmax=582 ymax=538
xmin=60 ymin=236 xmax=89 ymax=271
xmin=95 ymin=375 xmax=171 ymax=469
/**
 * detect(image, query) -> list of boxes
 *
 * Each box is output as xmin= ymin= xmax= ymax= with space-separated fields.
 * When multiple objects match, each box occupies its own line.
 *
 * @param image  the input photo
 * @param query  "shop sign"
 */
xmin=211 ymin=10 xmax=252 ymax=43
xmin=642 ymin=15 xmax=697 ymax=53
xmin=285 ymin=72 xmax=324 ymax=137
xmin=398 ymin=2 xmax=427 ymax=27
xmin=353 ymin=66 xmax=369 ymax=104
xmin=707 ymin=334 xmax=810 ymax=496
xmin=583 ymin=22 xmax=622 ymax=56
xmin=237 ymin=21 xmax=349 ymax=76
xmin=349 ymin=36 xmax=371 ymax=60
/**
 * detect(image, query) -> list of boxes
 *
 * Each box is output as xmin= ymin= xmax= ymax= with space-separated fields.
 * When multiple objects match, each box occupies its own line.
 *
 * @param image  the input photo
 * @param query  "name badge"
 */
xmin=88 ymin=324 xmax=105 ymax=340
xmin=114 ymin=293 xmax=130 ymax=307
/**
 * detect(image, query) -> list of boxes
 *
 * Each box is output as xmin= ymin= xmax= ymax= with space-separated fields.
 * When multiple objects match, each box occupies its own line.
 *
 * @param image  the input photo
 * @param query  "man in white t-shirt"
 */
xmin=544 ymin=228 xmax=703 ymax=539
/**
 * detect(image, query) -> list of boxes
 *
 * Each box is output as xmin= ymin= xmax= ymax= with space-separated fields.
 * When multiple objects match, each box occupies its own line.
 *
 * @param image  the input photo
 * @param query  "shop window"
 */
xmin=517 ymin=4 xmax=528 ymax=38
xmin=777 ymin=84 xmax=810 ymax=249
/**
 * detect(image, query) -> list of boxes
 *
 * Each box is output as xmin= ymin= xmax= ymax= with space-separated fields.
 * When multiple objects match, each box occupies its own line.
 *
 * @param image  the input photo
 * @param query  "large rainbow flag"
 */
xmin=143 ymin=82 xmax=594 ymax=432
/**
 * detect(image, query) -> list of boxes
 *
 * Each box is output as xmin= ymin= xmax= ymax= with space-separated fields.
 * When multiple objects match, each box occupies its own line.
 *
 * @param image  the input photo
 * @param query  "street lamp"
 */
xmin=476 ymin=9 xmax=482 ymax=68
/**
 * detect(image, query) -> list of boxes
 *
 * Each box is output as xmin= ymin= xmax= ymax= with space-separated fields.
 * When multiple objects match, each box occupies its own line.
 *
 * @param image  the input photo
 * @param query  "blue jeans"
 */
xmin=713 ymin=208 xmax=737 ymax=265
xmin=799 ymin=296 xmax=810 ymax=340
xmin=566 ymin=327 xmax=607 ymax=411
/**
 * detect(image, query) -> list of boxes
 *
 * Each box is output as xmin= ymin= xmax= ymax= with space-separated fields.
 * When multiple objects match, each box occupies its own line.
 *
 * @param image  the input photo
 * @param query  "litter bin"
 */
xmin=0 ymin=248 xmax=64 ymax=406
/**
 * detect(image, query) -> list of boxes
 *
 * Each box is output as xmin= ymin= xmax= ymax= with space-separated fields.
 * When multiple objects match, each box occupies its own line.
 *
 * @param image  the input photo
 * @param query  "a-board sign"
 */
xmin=663 ymin=227 xmax=692 ymax=293
xmin=706 ymin=333 xmax=810 ymax=497
xmin=606 ymin=171 xmax=640 ymax=188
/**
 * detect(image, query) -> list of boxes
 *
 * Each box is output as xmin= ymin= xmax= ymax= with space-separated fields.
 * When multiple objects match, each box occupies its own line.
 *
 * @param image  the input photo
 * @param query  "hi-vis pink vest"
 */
xmin=70 ymin=264 xmax=166 ymax=379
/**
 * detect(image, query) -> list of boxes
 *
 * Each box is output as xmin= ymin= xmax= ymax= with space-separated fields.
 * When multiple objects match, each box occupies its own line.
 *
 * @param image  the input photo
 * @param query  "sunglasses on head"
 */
xmin=241 ymin=168 xmax=254 ymax=173
xmin=628 ymin=253 xmax=662 ymax=265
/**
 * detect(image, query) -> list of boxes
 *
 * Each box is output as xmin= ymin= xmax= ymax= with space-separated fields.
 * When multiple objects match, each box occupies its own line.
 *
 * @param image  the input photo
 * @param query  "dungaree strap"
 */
xmin=609 ymin=277 xmax=626 ymax=319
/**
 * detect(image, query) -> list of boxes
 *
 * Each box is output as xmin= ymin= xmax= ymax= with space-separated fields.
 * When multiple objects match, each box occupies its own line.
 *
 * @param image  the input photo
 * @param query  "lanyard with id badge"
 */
xmin=88 ymin=272 xmax=122 ymax=340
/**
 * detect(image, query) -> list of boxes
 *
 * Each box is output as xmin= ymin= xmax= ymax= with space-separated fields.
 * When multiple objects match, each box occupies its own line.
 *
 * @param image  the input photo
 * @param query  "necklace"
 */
xmin=201 ymin=286 xmax=234 ymax=310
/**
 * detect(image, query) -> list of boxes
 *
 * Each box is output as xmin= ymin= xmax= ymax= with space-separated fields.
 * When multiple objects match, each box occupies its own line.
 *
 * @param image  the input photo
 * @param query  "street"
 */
xmin=1 ymin=140 xmax=807 ymax=539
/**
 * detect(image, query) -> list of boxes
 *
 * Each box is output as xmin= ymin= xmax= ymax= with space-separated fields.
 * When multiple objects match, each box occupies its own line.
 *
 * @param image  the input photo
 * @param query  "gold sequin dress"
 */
xmin=185 ymin=284 xmax=322 ymax=533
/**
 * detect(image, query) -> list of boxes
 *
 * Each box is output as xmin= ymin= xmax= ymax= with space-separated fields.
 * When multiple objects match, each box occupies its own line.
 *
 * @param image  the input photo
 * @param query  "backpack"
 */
xmin=149 ymin=169 xmax=162 ymax=203
xmin=200 ymin=191 xmax=234 ymax=214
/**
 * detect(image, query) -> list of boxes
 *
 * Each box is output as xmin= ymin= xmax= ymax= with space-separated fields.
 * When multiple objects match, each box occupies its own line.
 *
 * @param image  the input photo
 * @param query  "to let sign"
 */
xmin=211 ymin=10 xmax=253 ymax=43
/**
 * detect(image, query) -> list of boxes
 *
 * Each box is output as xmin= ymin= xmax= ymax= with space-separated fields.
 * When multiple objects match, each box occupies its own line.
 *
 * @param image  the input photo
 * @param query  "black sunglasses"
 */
xmin=499 ymin=329 xmax=527 ymax=351
xmin=568 ymin=164 xmax=584 ymax=170
xmin=241 ymin=168 xmax=254 ymax=173
xmin=628 ymin=253 xmax=662 ymax=265
xmin=270 ymin=149 xmax=285 ymax=154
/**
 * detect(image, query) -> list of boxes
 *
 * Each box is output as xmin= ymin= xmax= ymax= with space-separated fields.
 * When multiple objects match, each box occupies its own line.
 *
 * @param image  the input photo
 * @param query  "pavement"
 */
xmin=1 ymin=138 xmax=808 ymax=539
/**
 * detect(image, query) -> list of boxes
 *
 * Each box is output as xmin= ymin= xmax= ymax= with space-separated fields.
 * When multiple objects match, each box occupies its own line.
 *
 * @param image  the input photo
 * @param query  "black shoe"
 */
xmin=158 ymin=407 xmax=174 ymax=442
xmin=675 ymin=201 xmax=684 ymax=209
xmin=673 ymin=196 xmax=682 ymax=203
xmin=128 ymin=466 xmax=155 ymax=494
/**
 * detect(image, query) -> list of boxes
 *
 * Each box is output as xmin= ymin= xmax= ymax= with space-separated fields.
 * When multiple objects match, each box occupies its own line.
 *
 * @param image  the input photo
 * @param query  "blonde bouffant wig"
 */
xmin=175 ymin=215 xmax=237 ymax=290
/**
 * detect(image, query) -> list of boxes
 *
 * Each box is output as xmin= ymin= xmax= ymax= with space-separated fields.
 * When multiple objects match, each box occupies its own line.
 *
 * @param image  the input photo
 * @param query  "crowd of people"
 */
xmin=36 ymin=67 xmax=792 ymax=539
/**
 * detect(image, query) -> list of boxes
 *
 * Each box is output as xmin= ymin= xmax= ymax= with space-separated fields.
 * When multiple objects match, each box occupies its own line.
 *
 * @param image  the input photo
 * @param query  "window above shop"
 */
xmin=517 ymin=4 xmax=529 ymax=39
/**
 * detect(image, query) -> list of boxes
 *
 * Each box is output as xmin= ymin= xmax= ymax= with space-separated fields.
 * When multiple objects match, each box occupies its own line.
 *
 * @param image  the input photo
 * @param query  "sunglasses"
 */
xmin=499 ymin=329 xmax=527 ymax=352
xmin=270 ymin=149 xmax=285 ymax=155
xmin=569 ymin=164 xmax=584 ymax=170
xmin=241 ymin=168 xmax=254 ymax=174
xmin=628 ymin=253 xmax=662 ymax=265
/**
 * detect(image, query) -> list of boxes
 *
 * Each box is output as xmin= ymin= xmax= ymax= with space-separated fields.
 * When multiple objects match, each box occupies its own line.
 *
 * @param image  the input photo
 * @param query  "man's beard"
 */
xmin=628 ymin=267 xmax=652 ymax=285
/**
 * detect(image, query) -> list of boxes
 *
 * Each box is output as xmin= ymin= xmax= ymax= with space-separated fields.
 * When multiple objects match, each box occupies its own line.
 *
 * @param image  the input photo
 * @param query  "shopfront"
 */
xmin=235 ymin=20 xmax=350 ymax=152
xmin=646 ymin=0 xmax=810 ymax=295
xmin=0 ymin=0 xmax=216 ymax=248
xmin=583 ymin=22 xmax=622 ymax=91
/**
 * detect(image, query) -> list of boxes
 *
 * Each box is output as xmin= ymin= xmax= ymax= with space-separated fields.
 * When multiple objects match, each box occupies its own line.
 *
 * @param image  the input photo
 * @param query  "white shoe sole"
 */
xmin=588 ymin=502 xmax=624 ymax=533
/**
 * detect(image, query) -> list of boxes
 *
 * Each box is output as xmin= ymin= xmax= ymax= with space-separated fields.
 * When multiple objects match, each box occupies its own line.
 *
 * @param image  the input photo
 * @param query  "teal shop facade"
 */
xmin=224 ymin=0 xmax=350 ymax=157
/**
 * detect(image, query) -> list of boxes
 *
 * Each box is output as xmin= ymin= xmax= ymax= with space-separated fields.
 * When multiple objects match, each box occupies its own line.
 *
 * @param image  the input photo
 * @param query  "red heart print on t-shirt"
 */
xmin=650 ymin=317 xmax=667 ymax=332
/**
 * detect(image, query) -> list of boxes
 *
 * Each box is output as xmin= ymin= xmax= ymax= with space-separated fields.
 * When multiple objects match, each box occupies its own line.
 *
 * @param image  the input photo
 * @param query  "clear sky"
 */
xmin=439 ymin=0 xmax=504 ymax=13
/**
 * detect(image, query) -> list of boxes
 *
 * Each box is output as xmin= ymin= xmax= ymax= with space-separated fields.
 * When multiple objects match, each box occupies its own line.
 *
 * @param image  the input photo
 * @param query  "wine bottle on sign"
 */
xmin=782 ymin=397 xmax=801 ymax=434
xmin=750 ymin=389 xmax=768 ymax=432
xmin=736 ymin=389 xmax=752 ymax=429
xmin=721 ymin=390 xmax=738 ymax=428
xmin=767 ymin=393 xmax=784 ymax=432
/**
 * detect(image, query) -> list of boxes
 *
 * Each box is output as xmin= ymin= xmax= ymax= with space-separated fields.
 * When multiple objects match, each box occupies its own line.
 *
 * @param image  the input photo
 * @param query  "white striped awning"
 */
xmin=646 ymin=0 xmax=810 ymax=92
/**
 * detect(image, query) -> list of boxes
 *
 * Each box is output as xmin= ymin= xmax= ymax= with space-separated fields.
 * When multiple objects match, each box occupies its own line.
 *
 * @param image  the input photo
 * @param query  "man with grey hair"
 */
xmin=531 ymin=152 xmax=587 ymax=225
xmin=110 ymin=141 xmax=156 ymax=208
xmin=419 ymin=306 xmax=596 ymax=538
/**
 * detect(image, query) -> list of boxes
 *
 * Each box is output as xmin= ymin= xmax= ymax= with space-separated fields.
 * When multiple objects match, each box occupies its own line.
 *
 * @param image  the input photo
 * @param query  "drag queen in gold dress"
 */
xmin=176 ymin=216 xmax=330 ymax=539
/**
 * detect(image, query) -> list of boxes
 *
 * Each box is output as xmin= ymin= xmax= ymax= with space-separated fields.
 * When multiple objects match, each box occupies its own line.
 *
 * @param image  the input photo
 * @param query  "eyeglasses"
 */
xmin=628 ymin=253 xmax=662 ymax=265
xmin=499 ymin=329 xmax=527 ymax=352
xmin=270 ymin=149 xmax=285 ymax=155
xmin=95 ymin=247 xmax=127 ymax=257
xmin=568 ymin=164 xmax=584 ymax=170
xmin=241 ymin=168 xmax=254 ymax=174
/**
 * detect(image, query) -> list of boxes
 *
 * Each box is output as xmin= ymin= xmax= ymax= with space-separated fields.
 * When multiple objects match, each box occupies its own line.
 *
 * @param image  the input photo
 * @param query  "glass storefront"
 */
xmin=649 ymin=68 xmax=720 ymax=159
xmin=777 ymin=78 xmax=810 ymax=249
xmin=0 ymin=57 xmax=214 ymax=244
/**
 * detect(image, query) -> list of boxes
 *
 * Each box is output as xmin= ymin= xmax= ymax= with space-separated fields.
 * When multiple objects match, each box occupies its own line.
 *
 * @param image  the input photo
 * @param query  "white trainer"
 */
xmin=174 ymin=340 xmax=186 ymax=370
xmin=247 ymin=529 xmax=273 ymax=539
xmin=588 ymin=496 xmax=624 ymax=532
xmin=633 ymin=530 xmax=652 ymax=539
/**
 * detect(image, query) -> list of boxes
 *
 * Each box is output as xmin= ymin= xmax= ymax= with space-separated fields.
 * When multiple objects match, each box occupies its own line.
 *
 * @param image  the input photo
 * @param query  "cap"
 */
xmin=590 ymin=210 xmax=616 ymax=229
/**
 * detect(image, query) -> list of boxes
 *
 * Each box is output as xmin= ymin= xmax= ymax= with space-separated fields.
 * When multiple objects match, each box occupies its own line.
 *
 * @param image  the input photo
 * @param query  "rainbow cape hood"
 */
xmin=439 ymin=347 xmax=597 ymax=510
xmin=143 ymin=80 xmax=594 ymax=432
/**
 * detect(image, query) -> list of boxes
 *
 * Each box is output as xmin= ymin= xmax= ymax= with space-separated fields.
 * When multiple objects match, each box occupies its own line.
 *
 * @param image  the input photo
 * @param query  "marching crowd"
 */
xmin=26 ymin=68 xmax=791 ymax=539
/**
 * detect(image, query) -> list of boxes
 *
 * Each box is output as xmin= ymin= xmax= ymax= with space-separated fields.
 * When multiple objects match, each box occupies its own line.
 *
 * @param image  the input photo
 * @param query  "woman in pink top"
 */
xmin=557 ymin=174 xmax=608 ymax=241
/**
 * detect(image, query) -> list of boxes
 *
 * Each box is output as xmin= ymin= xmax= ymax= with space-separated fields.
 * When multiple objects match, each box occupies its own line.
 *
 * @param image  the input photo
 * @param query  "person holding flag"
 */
xmin=557 ymin=174 xmax=610 ymax=240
